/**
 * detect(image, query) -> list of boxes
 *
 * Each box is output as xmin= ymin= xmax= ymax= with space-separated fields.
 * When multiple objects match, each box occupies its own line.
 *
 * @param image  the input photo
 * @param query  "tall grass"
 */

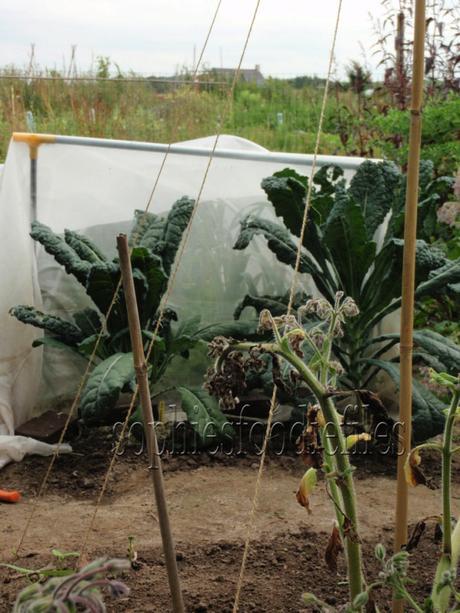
xmin=0 ymin=64 xmax=375 ymax=162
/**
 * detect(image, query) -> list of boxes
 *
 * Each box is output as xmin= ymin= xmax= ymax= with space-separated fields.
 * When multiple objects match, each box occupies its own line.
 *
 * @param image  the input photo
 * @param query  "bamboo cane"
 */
xmin=116 ymin=234 xmax=185 ymax=613
xmin=392 ymin=1 xmax=426 ymax=611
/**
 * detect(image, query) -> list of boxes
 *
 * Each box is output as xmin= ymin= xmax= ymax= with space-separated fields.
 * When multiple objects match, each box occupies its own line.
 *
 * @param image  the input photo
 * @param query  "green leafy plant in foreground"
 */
xmin=233 ymin=161 xmax=460 ymax=441
xmin=10 ymin=199 xmax=253 ymax=444
xmin=13 ymin=557 xmax=130 ymax=612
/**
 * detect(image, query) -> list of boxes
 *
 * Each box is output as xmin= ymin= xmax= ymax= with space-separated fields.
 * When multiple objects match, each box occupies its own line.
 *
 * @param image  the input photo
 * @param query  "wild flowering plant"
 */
xmin=13 ymin=557 xmax=130 ymax=612
xmin=339 ymin=371 xmax=460 ymax=613
xmin=206 ymin=294 xmax=460 ymax=611
xmin=205 ymin=292 xmax=367 ymax=604
xmin=402 ymin=371 xmax=460 ymax=612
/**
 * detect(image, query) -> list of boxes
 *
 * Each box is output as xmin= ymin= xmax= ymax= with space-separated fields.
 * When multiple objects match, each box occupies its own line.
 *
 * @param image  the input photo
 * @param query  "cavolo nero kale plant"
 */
xmin=10 ymin=198 xmax=255 ymax=446
xmin=233 ymin=161 xmax=460 ymax=442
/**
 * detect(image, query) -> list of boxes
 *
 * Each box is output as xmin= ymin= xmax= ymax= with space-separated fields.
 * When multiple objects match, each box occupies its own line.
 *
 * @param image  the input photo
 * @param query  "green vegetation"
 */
xmin=0 ymin=57 xmax=458 ymax=172
xmin=9 ymin=203 xmax=254 ymax=444
xmin=347 ymin=372 xmax=460 ymax=613
xmin=205 ymin=293 xmax=368 ymax=603
xmin=232 ymin=162 xmax=460 ymax=441
xmin=12 ymin=557 xmax=130 ymax=612
xmin=0 ymin=65 xmax=338 ymax=161
xmin=373 ymin=94 xmax=460 ymax=175
xmin=0 ymin=62 xmax=376 ymax=162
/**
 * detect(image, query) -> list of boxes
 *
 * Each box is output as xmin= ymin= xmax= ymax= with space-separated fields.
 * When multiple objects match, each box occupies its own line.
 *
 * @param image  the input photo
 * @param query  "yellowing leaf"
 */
xmin=404 ymin=449 xmax=427 ymax=488
xmin=317 ymin=409 xmax=326 ymax=428
xmin=296 ymin=468 xmax=317 ymax=513
xmin=345 ymin=432 xmax=372 ymax=450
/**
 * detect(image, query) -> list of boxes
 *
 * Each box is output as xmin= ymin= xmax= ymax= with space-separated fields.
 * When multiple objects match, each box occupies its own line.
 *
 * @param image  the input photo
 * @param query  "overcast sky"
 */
xmin=1 ymin=0 xmax=394 ymax=78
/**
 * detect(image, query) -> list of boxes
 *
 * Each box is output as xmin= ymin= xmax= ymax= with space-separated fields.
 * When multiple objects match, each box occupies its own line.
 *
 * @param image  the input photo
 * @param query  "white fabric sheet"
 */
xmin=0 ymin=133 xmax=395 ymax=468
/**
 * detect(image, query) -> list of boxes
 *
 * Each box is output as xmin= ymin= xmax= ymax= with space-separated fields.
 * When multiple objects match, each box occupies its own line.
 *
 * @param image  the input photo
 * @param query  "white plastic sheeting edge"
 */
xmin=0 ymin=436 xmax=72 ymax=470
xmin=0 ymin=143 xmax=69 ymax=469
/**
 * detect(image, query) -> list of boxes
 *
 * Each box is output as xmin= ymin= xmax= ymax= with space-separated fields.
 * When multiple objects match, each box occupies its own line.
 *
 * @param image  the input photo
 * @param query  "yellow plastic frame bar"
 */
xmin=13 ymin=132 xmax=56 ymax=159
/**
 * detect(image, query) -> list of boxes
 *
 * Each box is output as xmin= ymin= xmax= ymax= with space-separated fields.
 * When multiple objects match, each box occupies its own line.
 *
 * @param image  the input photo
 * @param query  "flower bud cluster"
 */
xmin=299 ymin=291 xmax=359 ymax=340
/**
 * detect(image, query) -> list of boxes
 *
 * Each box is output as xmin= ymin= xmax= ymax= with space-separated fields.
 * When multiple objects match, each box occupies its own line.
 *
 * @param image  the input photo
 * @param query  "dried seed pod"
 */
xmin=204 ymin=350 xmax=247 ymax=410
xmin=341 ymin=296 xmax=360 ymax=318
xmin=258 ymin=309 xmax=273 ymax=331
xmin=329 ymin=360 xmax=345 ymax=376
xmin=207 ymin=336 xmax=229 ymax=358
xmin=289 ymin=330 xmax=305 ymax=358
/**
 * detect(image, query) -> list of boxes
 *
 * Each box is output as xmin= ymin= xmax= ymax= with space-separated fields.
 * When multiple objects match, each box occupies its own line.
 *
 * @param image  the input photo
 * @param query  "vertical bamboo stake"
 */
xmin=393 ymin=1 xmax=426 ymax=611
xmin=117 ymin=234 xmax=185 ymax=613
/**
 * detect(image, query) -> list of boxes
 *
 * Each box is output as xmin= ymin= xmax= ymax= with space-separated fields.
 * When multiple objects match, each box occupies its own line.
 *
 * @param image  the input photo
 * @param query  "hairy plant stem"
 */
xmin=442 ymin=389 xmax=459 ymax=556
xmin=276 ymin=343 xmax=364 ymax=601
xmin=320 ymin=313 xmax=347 ymax=537
xmin=319 ymin=396 xmax=363 ymax=600
xmin=232 ymin=337 xmax=364 ymax=600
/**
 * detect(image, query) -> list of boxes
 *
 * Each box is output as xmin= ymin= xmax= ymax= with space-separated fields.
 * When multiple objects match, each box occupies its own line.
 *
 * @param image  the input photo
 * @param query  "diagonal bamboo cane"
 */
xmin=393 ymin=1 xmax=426 ymax=611
xmin=117 ymin=234 xmax=185 ymax=613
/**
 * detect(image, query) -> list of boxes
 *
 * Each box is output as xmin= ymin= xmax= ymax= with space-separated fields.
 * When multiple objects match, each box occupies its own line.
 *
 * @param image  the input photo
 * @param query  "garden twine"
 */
xmin=232 ymin=1 xmax=343 ymax=610
xmin=14 ymin=0 xmax=224 ymax=560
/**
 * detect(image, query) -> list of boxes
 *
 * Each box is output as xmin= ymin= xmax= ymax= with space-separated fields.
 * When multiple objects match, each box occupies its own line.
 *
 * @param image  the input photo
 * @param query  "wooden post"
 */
xmin=116 ymin=234 xmax=185 ymax=613
xmin=393 ymin=1 xmax=426 ymax=612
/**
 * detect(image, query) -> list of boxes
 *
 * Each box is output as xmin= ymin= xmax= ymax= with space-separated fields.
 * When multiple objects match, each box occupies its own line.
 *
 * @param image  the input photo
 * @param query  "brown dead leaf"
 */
xmin=296 ymin=404 xmax=324 ymax=469
xmin=342 ymin=517 xmax=360 ymax=543
xmin=406 ymin=520 xmax=426 ymax=551
xmin=296 ymin=468 xmax=317 ymax=514
xmin=325 ymin=524 xmax=343 ymax=573
xmin=404 ymin=449 xmax=435 ymax=489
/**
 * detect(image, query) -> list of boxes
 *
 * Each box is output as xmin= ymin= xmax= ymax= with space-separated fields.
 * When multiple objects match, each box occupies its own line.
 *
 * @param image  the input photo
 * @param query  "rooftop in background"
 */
xmin=210 ymin=65 xmax=265 ymax=86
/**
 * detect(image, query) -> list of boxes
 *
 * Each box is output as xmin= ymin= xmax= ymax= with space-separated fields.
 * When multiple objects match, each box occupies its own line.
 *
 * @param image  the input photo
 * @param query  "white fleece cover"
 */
xmin=0 ymin=133 xmax=393 ymax=469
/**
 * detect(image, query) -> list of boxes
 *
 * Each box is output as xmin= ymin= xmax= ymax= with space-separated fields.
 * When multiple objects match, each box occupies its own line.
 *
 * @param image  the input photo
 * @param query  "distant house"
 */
xmin=211 ymin=64 xmax=265 ymax=86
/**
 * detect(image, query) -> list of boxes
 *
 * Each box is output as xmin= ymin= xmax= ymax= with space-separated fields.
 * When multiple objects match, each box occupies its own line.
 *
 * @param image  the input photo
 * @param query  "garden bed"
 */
xmin=1 ymin=428 xmax=459 ymax=611
xmin=1 ymin=525 xmax=449 ymax=612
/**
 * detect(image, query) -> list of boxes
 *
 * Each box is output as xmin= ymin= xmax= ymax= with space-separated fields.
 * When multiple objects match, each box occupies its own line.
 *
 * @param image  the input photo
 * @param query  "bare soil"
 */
xmin=1 ymin=429 xmax=459 ymax=611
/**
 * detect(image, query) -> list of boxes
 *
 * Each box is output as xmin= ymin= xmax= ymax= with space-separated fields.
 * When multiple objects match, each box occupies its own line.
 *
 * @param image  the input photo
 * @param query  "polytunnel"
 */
xmin=0 ymin=132 xmax=369 ymax=466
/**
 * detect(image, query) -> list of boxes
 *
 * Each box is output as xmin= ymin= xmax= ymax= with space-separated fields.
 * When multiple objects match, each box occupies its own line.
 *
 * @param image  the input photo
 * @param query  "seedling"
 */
xmin=127 ymin=536 xmax=141 ymax=570
xmin=2 ymin=549 xmax=80 ymax=582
